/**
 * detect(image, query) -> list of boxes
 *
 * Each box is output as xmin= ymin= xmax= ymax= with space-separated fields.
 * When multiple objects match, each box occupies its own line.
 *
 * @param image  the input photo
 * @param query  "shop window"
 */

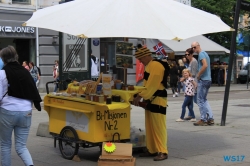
xmin=12 ymin=0 xmax=30 ymax=4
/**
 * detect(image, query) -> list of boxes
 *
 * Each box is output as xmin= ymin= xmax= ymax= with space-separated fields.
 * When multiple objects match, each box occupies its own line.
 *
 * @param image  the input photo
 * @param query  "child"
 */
xmin=176 ymin=69 xmax=197 ymax=122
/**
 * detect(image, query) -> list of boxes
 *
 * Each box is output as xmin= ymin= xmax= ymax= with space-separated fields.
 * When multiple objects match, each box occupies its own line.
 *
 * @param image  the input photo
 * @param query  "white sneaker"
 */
xmin=175 ymin=92 xmax=179 ymax=97
xmin=189 ymin=118 xmax=197 ymax=122
xmin=176 ymin=118 xmax=184 ymax=122
xmin=173 ymin=94 xmax=176 ymax=97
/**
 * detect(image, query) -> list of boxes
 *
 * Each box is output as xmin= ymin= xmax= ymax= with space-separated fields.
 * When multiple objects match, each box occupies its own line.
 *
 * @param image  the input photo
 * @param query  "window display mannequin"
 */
xmin=91 ymin=52 xmax=99 ymax=80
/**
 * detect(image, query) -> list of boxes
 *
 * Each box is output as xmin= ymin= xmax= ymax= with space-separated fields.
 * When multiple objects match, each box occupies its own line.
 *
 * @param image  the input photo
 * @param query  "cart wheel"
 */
xmin=59 ymin=126 xmax=79 ymax=160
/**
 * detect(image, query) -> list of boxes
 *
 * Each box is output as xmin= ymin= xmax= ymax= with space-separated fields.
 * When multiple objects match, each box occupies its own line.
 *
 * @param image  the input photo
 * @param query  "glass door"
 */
xmin=100 ymin=42 xmax=115 ymax=74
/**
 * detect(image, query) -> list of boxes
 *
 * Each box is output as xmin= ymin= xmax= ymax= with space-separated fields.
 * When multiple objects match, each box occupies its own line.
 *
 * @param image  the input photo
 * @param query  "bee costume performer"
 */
xmin=133 ymin=47 xmax=168 ymax=161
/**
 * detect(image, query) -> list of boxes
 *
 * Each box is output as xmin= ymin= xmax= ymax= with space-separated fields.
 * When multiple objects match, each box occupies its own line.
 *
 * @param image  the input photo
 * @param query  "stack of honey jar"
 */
xmin=65 ymin=77 xmax=135 ymax=105
xmin=112 ymin=80 xmax=135 ymax=91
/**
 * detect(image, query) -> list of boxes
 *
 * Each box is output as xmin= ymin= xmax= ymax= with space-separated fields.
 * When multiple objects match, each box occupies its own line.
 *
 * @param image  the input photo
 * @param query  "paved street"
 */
xmin=8 ymin=84 xmax=250 ymax=166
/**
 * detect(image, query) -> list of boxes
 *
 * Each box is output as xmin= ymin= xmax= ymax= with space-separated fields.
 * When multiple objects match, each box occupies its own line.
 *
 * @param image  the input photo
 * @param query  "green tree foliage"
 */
xmin=237 ymin=13 xmax=250 ymax=52
xmin=191 ymin=0 xmax=236 ymax=49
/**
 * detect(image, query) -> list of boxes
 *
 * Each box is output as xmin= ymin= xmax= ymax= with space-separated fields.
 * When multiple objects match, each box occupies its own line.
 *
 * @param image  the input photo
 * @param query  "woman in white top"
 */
xmin=0 ymin=46 xmax=41 ymax=166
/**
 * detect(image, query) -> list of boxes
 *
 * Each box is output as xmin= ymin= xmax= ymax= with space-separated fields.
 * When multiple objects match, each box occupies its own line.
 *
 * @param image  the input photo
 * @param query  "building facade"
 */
xmin=0 ymin=0 xmax=60 ymax=91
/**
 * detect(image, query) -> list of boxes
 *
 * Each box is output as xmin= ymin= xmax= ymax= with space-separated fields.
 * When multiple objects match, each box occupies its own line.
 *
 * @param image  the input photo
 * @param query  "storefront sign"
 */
xmin=0 ymin=26 xmax=35 ymax=33
xmin=0 ymin=21 xmax=36 ymax=38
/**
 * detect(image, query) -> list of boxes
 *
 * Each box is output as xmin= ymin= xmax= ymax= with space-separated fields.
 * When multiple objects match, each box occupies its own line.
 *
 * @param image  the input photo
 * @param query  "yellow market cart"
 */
xmin=44 ymin=82 xmax=145 ymax=160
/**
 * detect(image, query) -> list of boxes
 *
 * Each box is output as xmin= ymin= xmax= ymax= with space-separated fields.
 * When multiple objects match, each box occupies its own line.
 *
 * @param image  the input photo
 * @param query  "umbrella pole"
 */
xmin=221 ymin=0 xmax=242 ymax=126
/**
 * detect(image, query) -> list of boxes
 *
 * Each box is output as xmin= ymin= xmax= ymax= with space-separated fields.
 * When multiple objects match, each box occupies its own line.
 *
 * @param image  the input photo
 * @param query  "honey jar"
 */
xmin=94 ymin=95 xmax=99 ymax=102
xmin=99 ymin=95 xmax=104 ymax=103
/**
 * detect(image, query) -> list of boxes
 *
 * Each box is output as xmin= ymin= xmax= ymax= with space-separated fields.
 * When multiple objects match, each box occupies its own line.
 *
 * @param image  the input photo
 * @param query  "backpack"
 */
xmin=36 ymin=66 xmax=41 ymax=76
xmin=153 ymin=59 xmax=170 ymax=89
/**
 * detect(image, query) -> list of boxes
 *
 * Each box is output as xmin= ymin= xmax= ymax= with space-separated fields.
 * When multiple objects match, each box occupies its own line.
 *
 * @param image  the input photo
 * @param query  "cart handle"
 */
xmin=46 ymin=79 xmax=72 ymax=94
xmin=44 ymin=103 xmax=93 ymax=114
xmin=112 ymin=132 xmax=121 ymax=142
xmin=46 ymin=81 xmax=57 ymax=94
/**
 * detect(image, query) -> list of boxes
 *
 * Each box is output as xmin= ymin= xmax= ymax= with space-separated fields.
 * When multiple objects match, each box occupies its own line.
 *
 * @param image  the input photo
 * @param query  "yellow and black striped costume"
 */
xmin=139 ymin=60 xmax=168 ymax=154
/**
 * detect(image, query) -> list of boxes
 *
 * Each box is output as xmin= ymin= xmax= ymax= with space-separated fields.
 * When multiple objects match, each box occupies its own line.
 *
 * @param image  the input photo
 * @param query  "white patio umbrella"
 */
xmin=23 ymin=0 xmax=233 ymax=40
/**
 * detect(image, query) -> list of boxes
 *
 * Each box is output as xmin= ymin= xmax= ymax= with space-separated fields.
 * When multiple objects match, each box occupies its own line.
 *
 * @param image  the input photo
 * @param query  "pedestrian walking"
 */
xmin=0 ymin=46 xmax=41 ymax=166
xmin=53 ymin=60 xmax=59 ymax=92
xmin=183 ymin=48 xmax=198 ymax=120
xmin=191 ymin=42 xmax=214 ymax=126
xmin=22 ymin=61 xmax=30 ymax=70
xmin=133 ymin=47 xmax=168 ymax=161
xmin=176 ymin=69 xmax=197 ymax=122
xmin=217 ymin=62 xmax=224 ymax=86
xmin=177 ymin=59 xmax=186 ymax=93
xmin=35 ymin=65 xmax=41 ymax=88
xmin=182 ymin=56 xmax=189 ymax=68
xmin=169 ymin=61 xmax=179 ymax=97
xmin=29 ymin=62 xmax=40 ymax=85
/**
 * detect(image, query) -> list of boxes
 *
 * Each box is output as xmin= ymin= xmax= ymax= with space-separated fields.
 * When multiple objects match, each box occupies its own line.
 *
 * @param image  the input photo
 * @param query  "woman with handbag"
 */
xmin=29 ymin=62 xmax=40 ymax=85
xmin=0 ymin=46 xmax=41 ymax=166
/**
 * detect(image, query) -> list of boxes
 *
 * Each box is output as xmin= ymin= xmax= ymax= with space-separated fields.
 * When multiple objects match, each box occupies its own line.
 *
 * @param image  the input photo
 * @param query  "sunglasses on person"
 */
xmin=185 ymin=54 xmax=190 ymax=56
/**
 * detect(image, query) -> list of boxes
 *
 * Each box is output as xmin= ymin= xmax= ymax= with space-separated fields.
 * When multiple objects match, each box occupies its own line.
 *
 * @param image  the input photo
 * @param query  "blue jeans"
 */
xmin=0 ymin=108 xmax=33 ymax=166
xmin=54 ymin=78 xmax=60 ymax=92
xmin=188 ymin=93 xmax=197 ymax=117
xmin=180 ymin=96 xmax=195 ymax=119
xmin=33 ymin=78 xmax=37 ymax=83
xmin=197 ymin=80 xmax=214 ymax=122
xmin=182 ymin=82 xmax=185 ymax=92
xmin=193 ymin=93 xmax=197 ymax=104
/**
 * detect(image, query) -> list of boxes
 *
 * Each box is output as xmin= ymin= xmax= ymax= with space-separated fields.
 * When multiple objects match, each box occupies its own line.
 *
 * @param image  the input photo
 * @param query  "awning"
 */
xmin=147 ymin=35 xmax=230 ymax=55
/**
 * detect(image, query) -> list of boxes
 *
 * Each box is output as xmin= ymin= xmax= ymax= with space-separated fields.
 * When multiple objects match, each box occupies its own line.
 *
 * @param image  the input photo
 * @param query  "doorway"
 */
xmin=0 ymin=38 xmax=31 ymax=64
xmin=100 ymin=41 xmax=115 ymax=74
xmin=100 ymin=41 xmax=126 ymax=81
xmin=14 ymin=39 xmax=30 ymax=64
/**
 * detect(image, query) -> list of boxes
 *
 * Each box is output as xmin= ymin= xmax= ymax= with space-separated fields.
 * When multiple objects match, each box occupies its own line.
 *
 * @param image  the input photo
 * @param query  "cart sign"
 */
xmin=96 ymin=110 xmax=128 ymax=131
xmin=66 ymin=111 xmax=89 ymax=133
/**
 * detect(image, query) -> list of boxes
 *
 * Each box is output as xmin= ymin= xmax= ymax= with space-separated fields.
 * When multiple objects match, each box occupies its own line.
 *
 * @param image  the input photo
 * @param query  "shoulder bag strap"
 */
xmin=2 ymin=91 xmax=8 ymax=100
